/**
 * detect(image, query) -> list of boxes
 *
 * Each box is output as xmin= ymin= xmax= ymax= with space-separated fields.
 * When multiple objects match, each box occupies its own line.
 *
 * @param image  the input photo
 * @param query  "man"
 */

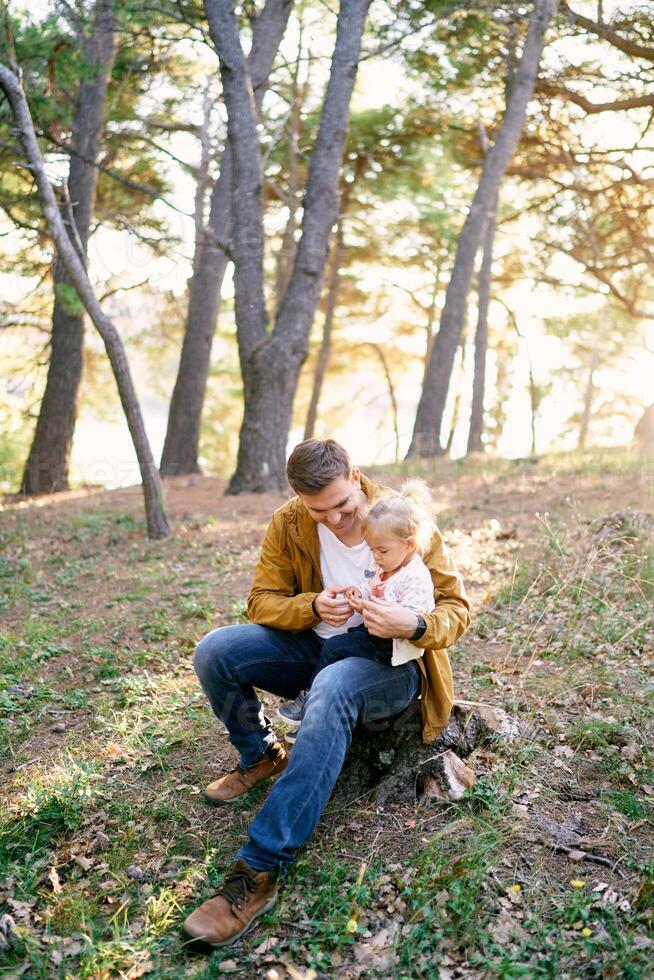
xmin=183 ymin=439 xmax=470 ymax=948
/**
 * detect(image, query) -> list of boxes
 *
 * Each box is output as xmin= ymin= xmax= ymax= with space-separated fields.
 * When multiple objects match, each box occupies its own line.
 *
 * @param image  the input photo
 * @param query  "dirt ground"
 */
xmin=1 ymin=450 xmax=653 ymax=978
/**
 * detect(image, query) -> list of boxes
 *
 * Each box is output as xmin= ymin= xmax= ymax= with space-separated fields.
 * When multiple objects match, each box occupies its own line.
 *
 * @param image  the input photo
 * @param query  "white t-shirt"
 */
xmin=358 ymin=553 xmax=435 ymax=613
xmin=313 ymin=523 xmax=371 ymax=639
xmin=357 ymin=553 xmax=435 ymax=666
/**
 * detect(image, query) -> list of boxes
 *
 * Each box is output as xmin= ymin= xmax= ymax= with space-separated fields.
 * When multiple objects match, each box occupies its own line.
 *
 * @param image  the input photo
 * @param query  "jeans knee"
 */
xmin=311 ymin=661 xmax=345 ymax=695
xmin=306 ymin=662 xmax=358 ymax=724
xmin=193 ymin=627 xmax=228 ymax=683
xmin=193 ymin=637 xmax=210 ymax=684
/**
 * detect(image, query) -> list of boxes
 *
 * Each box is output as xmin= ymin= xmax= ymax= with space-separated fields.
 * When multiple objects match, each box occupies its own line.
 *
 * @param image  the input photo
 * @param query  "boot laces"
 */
xmin=220 ymin=868 xmax=258 ymax=910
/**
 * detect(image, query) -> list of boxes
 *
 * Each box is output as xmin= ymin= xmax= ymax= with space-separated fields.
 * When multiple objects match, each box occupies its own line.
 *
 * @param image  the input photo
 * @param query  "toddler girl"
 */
xmin=277 ymin=479 xmax=436 ymax=733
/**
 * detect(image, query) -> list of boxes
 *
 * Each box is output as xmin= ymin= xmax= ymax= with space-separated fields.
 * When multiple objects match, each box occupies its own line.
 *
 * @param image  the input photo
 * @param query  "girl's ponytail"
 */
xmin=399 ymin=478 xmax=435 ymax=553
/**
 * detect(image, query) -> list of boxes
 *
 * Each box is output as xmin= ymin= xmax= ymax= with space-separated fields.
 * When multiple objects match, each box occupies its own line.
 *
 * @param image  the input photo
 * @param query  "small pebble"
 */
xmin=51 ymin=722 xmax=67 ymax=733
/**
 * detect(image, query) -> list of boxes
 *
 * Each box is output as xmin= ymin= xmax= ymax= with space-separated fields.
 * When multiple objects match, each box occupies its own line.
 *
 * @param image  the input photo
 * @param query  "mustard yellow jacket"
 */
xmin=247 ymin=475 xmax=471 ymax=742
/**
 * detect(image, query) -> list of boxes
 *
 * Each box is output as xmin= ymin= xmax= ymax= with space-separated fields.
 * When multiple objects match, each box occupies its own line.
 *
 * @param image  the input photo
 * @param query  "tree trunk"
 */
xmin=232 ymin=338 xmax=305 ymax=492
xmin=467 ymin=208 xmax=496 ymax=454
xmin=407 ymin=0 xmax=557 ymax=459
xmin=0 ymin=61 xmax=170 ymax=538
xmin=191 ymin=85 xmax=214 ymax=277
xmin=577 ymin=346 xmax=599 ymax=449
xmin=335 ymin=702 xmax=493 ymax=805
xmin=160 ymin=0 xmax=293 ymax=477
xmin=444 ymin=334 xmax=467 ymax=456
xmin=529 ymin=361 xmax=538 ymax=456
xmin=20 ymin=263 xmax=84 ymax=494
xmin=302 ymin=158 xmax=363 ymax=440
xmin=499 ymin=298 xmax=539 ymax=455
xmin=275 ymin=34 xmax=305 ymax=314
xmin=303 ymin=214 xmax=345 ymax=440
xmin=159 ymin=161 xmax=231 ymax=476
xmin=420 ymin=273 xmax=441 ymax=390
xmin=205 ymin=0 xmax=372 ymax=494
xmin=366 ymin=343 xmax=401 ymax=464
xmin=20 ymin=0 xmax=116 ymax=494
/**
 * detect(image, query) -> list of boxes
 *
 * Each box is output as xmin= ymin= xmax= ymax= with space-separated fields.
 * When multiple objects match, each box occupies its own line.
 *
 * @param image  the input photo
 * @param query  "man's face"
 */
xmin=298 ymin=470 xmax=363 ymax=540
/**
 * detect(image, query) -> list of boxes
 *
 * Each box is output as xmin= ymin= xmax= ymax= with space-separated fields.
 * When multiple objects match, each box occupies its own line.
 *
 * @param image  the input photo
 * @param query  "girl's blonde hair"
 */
xmin=362 ymin=479 xmax=435 ymax=555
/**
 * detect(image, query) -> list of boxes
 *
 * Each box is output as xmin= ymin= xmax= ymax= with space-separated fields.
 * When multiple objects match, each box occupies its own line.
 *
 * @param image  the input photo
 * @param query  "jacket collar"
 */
xmin=285 ymin=473 xmax=386 ymax=569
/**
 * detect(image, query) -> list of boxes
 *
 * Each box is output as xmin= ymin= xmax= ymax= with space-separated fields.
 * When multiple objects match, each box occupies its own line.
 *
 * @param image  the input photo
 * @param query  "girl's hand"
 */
xmin=345 ymin=587 xmax=363 ymax=613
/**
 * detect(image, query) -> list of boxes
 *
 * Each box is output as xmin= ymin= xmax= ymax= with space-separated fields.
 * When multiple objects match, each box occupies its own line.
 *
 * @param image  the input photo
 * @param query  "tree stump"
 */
xmin=334 ymin=702 xmax=496 ymax=805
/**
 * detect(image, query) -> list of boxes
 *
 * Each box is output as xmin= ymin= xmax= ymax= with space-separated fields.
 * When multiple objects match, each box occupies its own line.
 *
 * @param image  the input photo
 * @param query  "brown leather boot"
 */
xmin=183 ymin=859 xmax=279 ymax=948
xmin=205 ymin=742 xmax=288 ymax=805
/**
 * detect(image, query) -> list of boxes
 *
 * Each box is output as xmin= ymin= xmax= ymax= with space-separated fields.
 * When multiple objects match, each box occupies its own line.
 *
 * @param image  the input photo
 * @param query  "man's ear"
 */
xmin=352 ymin=466 xmax=361 ymax=487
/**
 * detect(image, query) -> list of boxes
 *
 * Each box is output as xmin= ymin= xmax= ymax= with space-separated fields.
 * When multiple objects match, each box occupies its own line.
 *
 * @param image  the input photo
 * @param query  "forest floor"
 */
xmin=1 ymin=447 xmax=653 ymax=979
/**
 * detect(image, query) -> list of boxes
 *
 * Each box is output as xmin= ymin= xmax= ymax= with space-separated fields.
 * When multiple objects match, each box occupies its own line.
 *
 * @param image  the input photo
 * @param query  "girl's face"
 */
xmin=365 ymin=528 xmax=415 ymax=574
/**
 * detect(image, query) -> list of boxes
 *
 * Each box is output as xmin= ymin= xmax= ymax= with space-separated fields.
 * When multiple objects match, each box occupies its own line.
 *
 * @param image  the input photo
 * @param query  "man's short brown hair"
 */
xmin=286 ymin=439 xmax=353 ymax=494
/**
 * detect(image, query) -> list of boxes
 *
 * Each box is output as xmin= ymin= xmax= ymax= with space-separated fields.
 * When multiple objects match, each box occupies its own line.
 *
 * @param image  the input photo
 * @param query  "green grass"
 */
xmin=1 ymin=451 xmax=653 ymax=977
xmin=568 ymin=718 xmax=628 ymax=751
xmin=390 ymin=758 xmax=654 ymax=978
xmin=605 ymin=788 xmax=652 ymax=822
xmin=0 ymin=758 xmax=102 ymax=878
xmin=375 ymin=444 xmax=653 ymax=488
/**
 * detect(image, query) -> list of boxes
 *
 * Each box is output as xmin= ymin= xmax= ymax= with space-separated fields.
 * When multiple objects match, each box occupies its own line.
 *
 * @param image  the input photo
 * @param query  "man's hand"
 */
xmin=361 ymin=597 xmax=419 ymax=639
xmin=314 ymin=586 xmax=352 ymax=627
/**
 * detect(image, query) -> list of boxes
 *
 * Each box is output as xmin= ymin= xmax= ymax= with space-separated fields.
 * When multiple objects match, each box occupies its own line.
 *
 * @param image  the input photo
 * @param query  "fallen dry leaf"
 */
xmin=125 ymin=957 xmax=154 ymax=978
xmin=48 ymin=867 xmax=62 ymax=894
xmin=252 ymin=936 xmax=279 ymax=955
xmin=72 ymin=853 xmax=94 ymax=873
xmin=6 ymin=898 xmax=34 ymax=924
xmin=489 ymin=914 xmax=530 ymax=944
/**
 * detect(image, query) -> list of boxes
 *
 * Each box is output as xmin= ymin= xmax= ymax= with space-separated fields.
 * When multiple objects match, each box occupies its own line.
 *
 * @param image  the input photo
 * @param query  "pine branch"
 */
xmin=561 ymin=1 xmax=654 ymax=62
xmin=539 ymin=81 xmax=654 ymax=113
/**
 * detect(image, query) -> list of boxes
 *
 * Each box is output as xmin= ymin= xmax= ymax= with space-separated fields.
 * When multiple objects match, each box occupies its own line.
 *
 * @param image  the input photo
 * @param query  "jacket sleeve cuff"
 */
xmin=303 ymin=592 xmax=321 ymax=628
xmin=410 ymin=603 xmax=471 ymax=650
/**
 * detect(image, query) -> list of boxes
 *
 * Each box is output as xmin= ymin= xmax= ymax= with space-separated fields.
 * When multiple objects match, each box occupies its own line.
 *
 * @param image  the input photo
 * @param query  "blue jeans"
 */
xmin=315 ymin=624 xmax=393 ymax=673
xmin=194 ymin=624 xmax=420 ymax=871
